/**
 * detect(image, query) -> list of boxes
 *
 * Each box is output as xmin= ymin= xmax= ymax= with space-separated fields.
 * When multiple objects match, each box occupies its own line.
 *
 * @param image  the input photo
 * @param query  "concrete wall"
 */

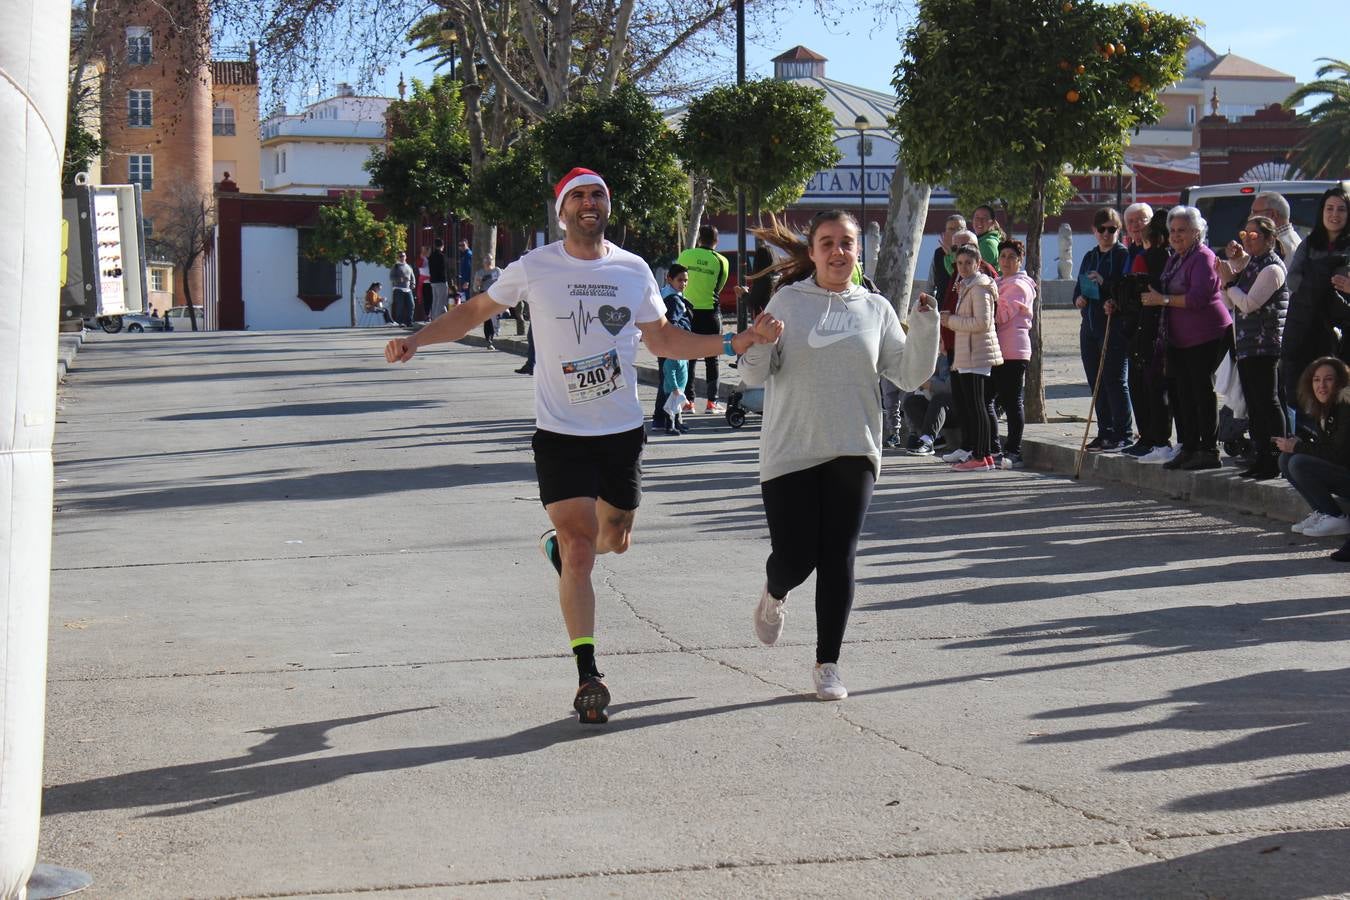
xmin=261 ymin=141 xmax=378 ymax=194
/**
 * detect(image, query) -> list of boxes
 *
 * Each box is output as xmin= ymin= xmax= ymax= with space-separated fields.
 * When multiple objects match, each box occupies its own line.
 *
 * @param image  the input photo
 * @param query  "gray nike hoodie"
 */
xmin=739 ymin=278 xmax=941 ymax=483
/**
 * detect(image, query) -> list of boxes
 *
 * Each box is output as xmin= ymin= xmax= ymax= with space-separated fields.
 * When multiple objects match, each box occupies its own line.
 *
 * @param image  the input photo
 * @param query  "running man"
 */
xmin=384 ymin=167 xmax=781 ymax=724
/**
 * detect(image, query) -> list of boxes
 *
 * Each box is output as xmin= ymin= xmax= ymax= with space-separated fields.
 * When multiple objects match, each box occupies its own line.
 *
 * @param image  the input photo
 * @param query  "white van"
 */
xmin=1179 ymin=180 xmax=1350 ymax=251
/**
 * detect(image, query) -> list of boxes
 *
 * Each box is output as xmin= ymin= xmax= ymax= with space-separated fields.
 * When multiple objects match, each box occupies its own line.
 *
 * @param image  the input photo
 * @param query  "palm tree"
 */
xmin=1283 ymin=58 xmax=1350 ymax=179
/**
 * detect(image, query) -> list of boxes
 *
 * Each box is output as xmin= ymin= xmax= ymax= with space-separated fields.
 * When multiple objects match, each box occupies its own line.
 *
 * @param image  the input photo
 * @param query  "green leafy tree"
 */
xmin=308 ymin=192 xmax=405 ymax=326
xmin=469 ymin=135 xmax=550 ymax=232
xmin=893 ymin=0 xmax=1192 ymax=421
xmin=1283 ymin=58 xmax=1350 ymax=179
xmin=678 ymin=79 xmax=842 ymax=229
xmin=531 ymin=82 xmax=688 ymax=241
xmin=365 ymin=75 xmax=474 ymax=223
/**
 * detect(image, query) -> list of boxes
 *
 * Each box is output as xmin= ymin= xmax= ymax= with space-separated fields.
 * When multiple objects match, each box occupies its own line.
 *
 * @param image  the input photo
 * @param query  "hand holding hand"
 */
xmin=1273 ymin=436 xmax=1297 ymax=454
xmin=385 ymin=337 xmax=417 ymax=363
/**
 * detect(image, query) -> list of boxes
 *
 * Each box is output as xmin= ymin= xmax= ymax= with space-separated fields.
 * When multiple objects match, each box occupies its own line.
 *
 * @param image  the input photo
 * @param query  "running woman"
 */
xmin=739 ymin=211 xmax=939 ymax=700
xmin=383 ymin=168 xmax=781 ymax=723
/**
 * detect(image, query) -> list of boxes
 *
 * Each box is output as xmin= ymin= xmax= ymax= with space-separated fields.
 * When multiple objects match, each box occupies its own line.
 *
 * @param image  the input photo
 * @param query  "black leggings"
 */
xmin=990 ymin=360 xmax=1027 ymax=454
xmin=953 ymin=370 xmax=994 ymax=458
xmin=1168 ymin=338 xmax=1227 ymax=452
xmin=761 ymin=457 xmax=875 ymax=665
xmin=1237 ymin=355 xmax=1285 ymax=460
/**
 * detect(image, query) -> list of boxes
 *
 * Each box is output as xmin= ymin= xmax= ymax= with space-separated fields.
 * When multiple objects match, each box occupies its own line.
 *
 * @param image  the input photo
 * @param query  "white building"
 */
xmin=260 ymin=85 xmax=390 ymax=195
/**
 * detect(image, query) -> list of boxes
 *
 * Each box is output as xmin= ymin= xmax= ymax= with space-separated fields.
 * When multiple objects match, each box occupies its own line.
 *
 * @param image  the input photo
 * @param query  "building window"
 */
xmin=280 ymin=151 xmax=287 ymax=173
xmin=128 ymin=90 xmax=152 ymax=127
xmin=149 ymin=266 xmax=170 ymax=292
xmin=129 ymin=154 xmax=153 ymax=191
xmin=1187 ymin=105 xmax=1197 ymax=126
xmin=142 ymin=218 xmax=153 ymax=239
xmin=297 ymin=229 xmax=339 ymax=297
xmin=213 ymin=103 xmax=236 ymax=136
xmin=126 ymin=27 xmax=151 ymax=65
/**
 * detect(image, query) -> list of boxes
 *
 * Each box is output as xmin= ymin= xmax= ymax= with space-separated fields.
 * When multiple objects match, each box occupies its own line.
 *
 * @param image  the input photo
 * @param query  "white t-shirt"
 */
xmin=489 ymin=241 xmax=666 ymax=436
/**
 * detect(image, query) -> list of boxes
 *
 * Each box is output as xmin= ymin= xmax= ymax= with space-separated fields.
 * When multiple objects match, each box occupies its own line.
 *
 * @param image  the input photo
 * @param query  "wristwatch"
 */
xmin=723 ymin=333 xmax=736 ymax=356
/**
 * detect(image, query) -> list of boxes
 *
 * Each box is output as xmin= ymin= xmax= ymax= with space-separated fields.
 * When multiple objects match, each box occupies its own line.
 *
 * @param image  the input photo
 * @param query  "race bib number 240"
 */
xmin=561 ymin=348 xmax=625 ymax=404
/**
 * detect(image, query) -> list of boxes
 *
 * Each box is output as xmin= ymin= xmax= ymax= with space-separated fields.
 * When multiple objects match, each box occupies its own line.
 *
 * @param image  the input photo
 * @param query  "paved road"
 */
xmin=40 ymin=328 xmax=1350 ymax=898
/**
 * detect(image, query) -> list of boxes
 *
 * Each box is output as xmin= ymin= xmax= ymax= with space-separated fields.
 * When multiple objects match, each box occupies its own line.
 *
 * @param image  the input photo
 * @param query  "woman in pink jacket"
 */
xmin=942 ymin=244 xmax=1003 ymax=471
xmin=993 ymin=239 xmax=1037 ymax=468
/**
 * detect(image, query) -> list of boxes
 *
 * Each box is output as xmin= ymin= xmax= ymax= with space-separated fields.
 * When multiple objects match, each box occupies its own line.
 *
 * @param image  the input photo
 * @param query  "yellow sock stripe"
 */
xmin=570 ymin=637 xmax=595 ymax=650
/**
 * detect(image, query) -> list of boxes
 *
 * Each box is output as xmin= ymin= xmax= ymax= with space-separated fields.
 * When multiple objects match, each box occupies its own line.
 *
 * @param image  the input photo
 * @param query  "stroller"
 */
xmin=724 ymin=386 xmax=764 ymax=429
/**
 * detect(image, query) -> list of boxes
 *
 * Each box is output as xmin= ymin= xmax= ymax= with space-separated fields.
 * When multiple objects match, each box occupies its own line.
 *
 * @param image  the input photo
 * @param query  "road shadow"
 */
xmin=154 ymin=400 xmax=442 ymax=421
xmin=1026 ymin=666 xmax=1350 ymax=812
xmin=997 ymin=829 xmax=1349 ymax=899
xmin=42 ymin=693 xmax=813 ymax=817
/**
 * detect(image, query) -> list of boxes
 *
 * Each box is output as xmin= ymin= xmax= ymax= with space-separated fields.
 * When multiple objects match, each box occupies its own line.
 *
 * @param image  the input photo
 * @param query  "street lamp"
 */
xmin=440 ymin=21 xmax=459 ymax=78
xmin=854 ymin=114 xmax=870 ymax=273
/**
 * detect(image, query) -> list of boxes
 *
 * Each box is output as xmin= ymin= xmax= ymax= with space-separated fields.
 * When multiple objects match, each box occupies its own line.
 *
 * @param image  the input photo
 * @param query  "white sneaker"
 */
xmin=812 ymin=663 xmax=848 ymax=700
xmin=1137 ymin=444 xmax=1178 ymax=464
xmin=941 ymin=448 xmax=972 ymax=464
xmin=754 ymin=585 xmax=786 ymax=645
xmin=1302 ymin=514 xmax=1350 ymax=537
xmin=1292 ymin=511 xmax=1323 ymax=534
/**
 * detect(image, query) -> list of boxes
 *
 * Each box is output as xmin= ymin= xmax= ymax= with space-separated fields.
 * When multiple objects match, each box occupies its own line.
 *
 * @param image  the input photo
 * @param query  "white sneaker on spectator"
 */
xmin=1138 ymin=444 xmax=1179 ymax=464
xmin=812 ymin=663 xmax=847 ymax=700
xmin=1302 ymin=514 xmax=1350 ymax=537
xmin=1292 ymin=511 xmax=1324 ymax=534
xmin=941 ymin=448 xmax=972 ymax=464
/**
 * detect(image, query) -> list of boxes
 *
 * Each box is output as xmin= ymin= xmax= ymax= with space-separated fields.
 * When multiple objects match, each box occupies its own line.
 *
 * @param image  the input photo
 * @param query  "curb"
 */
xmin=57 ymin=332 xmax=84 ymax=381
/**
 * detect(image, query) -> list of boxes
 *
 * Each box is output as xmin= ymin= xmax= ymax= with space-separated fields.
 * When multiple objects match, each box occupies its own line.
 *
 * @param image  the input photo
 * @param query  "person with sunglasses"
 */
xmin=1073 ymin=207 xmax=1133 ymax=451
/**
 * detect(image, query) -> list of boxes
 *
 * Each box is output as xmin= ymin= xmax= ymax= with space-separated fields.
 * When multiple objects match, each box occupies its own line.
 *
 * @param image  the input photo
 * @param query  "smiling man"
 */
xmin=383 ymin=167 xmax=781 ymax=724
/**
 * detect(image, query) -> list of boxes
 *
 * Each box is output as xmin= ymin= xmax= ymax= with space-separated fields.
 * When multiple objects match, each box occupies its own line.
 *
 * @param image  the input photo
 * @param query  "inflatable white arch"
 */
xmin=0 ymin=0 xmax=70 ymax=896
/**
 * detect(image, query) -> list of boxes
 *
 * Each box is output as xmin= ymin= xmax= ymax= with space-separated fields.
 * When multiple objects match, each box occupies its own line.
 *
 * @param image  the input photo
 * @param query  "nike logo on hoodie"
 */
xmin=806 ymin=308 xmax=863 ymax=348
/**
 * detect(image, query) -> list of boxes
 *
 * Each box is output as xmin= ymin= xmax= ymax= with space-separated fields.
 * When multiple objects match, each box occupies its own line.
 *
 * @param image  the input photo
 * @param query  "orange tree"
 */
xmin=309 ymin=192 xmax=404 ymax=326
xmin=892 ymin=0 xmax=1192 ymax=421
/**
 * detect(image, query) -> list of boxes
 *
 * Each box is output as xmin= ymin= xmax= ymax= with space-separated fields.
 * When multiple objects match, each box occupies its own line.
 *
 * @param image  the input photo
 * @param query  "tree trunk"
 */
xmin=686 ymin=174 xmax=709 ymax=249
xmin=348 ymin=258 xmax=358 ymax=327
xmin=181 ymin=258 xmax=200 ymax=331
xmin=1024 ymin=163 xmax=1048 ymax=423
xmin=874 ymin=155 xmax=931 ymax=323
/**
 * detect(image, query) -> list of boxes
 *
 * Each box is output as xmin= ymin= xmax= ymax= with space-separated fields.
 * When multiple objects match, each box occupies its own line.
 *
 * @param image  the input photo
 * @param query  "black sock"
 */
xmin=573 ymin=642 xmax=600 ymax=682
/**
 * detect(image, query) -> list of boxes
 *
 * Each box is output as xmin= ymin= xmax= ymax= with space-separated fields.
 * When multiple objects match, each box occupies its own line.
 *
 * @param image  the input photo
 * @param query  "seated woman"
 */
xmin=364 ymin=282 xmax=393 ymax=324
xmin=1277 ymin=357 xmax=1350 ymax=543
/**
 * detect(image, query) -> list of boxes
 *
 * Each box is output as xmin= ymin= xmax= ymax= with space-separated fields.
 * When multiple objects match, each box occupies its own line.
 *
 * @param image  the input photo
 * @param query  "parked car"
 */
xmin=122 ymin=306 xmax=204 ymax=333
xmin=1180 ymin=180 xmax=1350 ymax=252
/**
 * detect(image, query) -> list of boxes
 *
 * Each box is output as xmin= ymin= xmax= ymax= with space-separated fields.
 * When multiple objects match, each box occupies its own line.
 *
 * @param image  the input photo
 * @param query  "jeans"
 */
xmin=991 ymin=360 xmax=1027 ymax=454
xmin=1168 ymin=338 xmax=1227 ymax=452
xmin=689 ymin=308 xmax=722 ymax=402
xmin=1080 ymin=322 xmax=1133 ymax=443
xmin=390 ymin=289 xmax=414 ymax=326
xmin=760 ymin=457 xmax=875 ymax=665
xmin=903 ymin=390 xmax=950 ymax=442
xmin=1280 ymin=452 xmax=1350 ymax=516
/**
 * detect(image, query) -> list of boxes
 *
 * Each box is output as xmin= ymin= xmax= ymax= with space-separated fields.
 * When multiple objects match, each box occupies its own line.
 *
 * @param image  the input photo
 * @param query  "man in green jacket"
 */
xmin=676 ymin=225 xmax=730 ymax=413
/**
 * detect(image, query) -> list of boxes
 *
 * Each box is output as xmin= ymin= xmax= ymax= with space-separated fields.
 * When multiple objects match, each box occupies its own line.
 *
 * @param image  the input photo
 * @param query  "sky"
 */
xmin=369 ymin=0 xmax=1338 ymax=107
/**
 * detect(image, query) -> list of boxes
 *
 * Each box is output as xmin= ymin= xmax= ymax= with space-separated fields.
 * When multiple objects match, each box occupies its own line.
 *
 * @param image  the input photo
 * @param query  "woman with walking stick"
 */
xmin=1074 ymin=207 xmax=1133 ymax=451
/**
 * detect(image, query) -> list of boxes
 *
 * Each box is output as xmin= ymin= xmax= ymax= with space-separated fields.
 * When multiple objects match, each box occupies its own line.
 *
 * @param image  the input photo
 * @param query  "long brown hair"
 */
xmin=749 ymin=211 xmax=860 ymax=292
xmin=1297 ymin=356 xmax=1350 ymax=417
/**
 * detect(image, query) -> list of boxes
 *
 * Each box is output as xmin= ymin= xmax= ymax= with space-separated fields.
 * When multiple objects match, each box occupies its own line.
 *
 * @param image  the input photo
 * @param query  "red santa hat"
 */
xmin=554 ymin=167 xmax=609 ymax=225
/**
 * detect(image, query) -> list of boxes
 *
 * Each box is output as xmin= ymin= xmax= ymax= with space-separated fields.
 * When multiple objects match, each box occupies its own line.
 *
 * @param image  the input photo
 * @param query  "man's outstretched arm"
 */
xmin=385 ymin=293 xmax=509 ymax=363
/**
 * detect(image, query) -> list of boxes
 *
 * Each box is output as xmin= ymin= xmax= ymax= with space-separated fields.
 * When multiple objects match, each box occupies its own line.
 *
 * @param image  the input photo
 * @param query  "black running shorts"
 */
xmin=532 ymin=426 xmax=646 ymax=510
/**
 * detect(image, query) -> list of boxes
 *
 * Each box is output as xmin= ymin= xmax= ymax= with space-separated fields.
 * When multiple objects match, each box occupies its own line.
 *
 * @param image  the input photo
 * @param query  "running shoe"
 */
xmin=681 ymin=401 xmax=695 ymax=413
xmin=705 ymin=401 xmax=725 ymax=414
xmin=1084 ymin=436 xmax=1107 ymax=451
xmin=1303 ymin=514 xmax=1350 ymax=538
xmin=952 ymin=456 xmax=993 ymax=472
xmin=884 ymin=433 xmax=902 ymax=449
xmin=1001 ymin=451 xmax=1024 ymax=469
xmin=754 ymin=584 xmax=787 ymax=645
xmin=941 ymin=448 xmax=972 ymax=464
xmin=812 ymin=663 xmax=847 ymax=700
xmin=539 ymin=529 xmax=562 ymax=577
xmin=1120 ymin=441 xmax=1153 ymax=458
xmin=906 ymin=440 xmax=935 ymax=456
xmin=574 ymin=676 xmax=610 ymax=725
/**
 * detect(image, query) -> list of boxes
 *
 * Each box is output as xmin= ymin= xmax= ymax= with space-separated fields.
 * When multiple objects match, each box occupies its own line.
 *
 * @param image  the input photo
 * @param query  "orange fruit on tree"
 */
xmin=1075 ymin=64 xmax=1086 ymax=75
xmin=1065 ymin=89 xmax=1080 ymax=103
xmin=1116 ymin=42 xmax=1127 ymax=55
xmin=1059 ymin=59 xmax=1070 ymax=71
xmin=1103 ymin=43 xmax=1116 ymax=58
xmin=1128 ymin=75 xmax=1144 ymax=92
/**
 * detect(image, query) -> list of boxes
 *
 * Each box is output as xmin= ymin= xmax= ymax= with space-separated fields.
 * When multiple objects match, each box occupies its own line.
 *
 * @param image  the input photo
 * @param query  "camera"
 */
xmin=1110 ymin=272 xmax=1151 ymax=315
